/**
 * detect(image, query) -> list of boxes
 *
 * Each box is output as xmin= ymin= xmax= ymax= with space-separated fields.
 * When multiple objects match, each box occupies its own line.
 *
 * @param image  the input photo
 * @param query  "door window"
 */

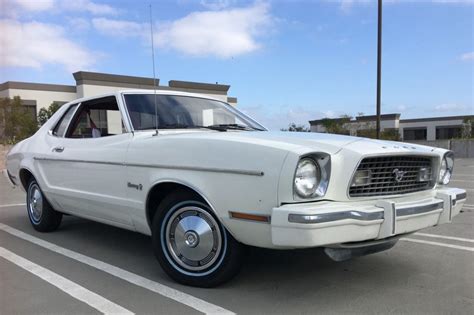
xmin=67 ymin=96 xmax=124 ymax=138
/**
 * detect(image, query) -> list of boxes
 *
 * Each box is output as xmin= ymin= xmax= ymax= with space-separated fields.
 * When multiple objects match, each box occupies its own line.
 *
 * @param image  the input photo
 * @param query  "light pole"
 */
xmin=376 ymin=0 xmax=382 ymax=139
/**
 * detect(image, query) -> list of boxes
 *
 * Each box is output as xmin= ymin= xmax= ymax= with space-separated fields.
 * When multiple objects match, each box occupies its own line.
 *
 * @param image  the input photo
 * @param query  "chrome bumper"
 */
xmin=271 ymin=188 xmax=467 ymax=248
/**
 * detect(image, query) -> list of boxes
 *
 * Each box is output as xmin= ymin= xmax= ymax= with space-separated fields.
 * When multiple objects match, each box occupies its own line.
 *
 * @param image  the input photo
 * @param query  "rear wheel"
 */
xmin=152 ymin=190 xmax=244 ymax=287
xmin=26 ymin=178 xmax=62 ymax=232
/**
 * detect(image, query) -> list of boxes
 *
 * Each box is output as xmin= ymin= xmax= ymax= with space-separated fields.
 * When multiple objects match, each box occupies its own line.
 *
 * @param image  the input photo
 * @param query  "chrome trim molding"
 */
xmin=396 ymin=201 xmax=444 ymax=217
xmin=288 ymin=201 xmax=445 ymax=224
xmin=288 ymin=211 xmax=384 ymax=224
xmin=33 ymin=157 xmax=264 ymax=177
xmin=456 ymin=192 xmax=467 ymax=200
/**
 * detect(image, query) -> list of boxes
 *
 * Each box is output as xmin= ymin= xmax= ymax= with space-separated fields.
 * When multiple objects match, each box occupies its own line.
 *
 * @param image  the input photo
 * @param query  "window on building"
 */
xmin=403 ymin=128 xmax=427 ymax=140
xmin=436 ymin=126 xmax=462 ymax=140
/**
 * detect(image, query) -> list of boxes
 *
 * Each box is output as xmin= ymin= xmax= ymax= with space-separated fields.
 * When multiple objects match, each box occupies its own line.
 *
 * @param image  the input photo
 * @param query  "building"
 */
xmin=309 ymin=113 xmax=473 ymax=141
xmin=0 ymin=71 xmax=238 ymax=119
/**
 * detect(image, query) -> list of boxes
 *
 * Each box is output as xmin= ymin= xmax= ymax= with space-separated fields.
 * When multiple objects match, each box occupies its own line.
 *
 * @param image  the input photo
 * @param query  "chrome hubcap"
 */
xmin=28 ymin=184 xmax=43 ymax=223
xmin=165 ymin=206 xmax=222 ymax=271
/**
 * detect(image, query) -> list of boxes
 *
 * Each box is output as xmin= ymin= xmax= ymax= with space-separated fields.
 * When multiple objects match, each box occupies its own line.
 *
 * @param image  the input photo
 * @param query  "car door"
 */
xmin=38 ymin=95 xmax=133 ymax=228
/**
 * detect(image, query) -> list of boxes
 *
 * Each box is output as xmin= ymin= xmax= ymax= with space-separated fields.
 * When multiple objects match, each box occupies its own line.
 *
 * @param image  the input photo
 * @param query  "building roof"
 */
xmin=168 ymin=80 xmax=230 ymax=92
xmin=0 ymin=81 xmax=76 ymax=93
xmin=73 ymin=71 xmax=159 ymax=86
xmin=400 ymin=115 xmax=474 ymax=123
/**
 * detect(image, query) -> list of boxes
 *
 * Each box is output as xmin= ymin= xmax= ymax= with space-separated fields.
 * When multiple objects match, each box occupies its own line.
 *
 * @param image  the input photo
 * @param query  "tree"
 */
xmin=281 ymin=123 xmax=310 ymax=132
xmin=38 ymin=101 xmax=62 ymax=126
xmin=320 ymin=115 xmax=352 ymax=134
xmin=0 ymin=97 xmax=39 ymax=144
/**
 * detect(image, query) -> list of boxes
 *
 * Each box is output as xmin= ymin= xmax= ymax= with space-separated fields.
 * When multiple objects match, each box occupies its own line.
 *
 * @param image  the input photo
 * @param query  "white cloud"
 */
xmin=91 ymin=2 xmax=274 ymax=59
xmin=92 ymin=18 xmax=144 ymax=37
xmin=3 ymin=0 xmax=118 ymax=16
xmin=154 ymin=2 xmax=274 ymax=58
xmin=60 ymin=0 xmax=118 ymax=15
xmin=200 ymin=0 xmax=234 ymax=10
xmin=69 ymin=17 xmax=91 ymax=31
xmin=460 ymin=51 xmax=474 ymax=61
xmin=0 ymin=19 xmax=97 ymax=72
xmin=434 ymin=104 xmax=469 ymax=112
xmin=11 ymin=0 xmax=54 ymax=11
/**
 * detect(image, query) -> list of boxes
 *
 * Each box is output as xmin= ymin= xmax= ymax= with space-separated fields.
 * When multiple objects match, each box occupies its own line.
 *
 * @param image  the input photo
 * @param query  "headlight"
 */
xmin=294 ymin=157 xmax=330 ymax=199
xmin=438 ymin=152 xmax=454 ymax=185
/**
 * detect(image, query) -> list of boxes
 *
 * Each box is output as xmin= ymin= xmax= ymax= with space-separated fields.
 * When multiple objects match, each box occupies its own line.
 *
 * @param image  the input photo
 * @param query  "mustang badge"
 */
xmin=392 ymin=168 xmax=407 ymax=183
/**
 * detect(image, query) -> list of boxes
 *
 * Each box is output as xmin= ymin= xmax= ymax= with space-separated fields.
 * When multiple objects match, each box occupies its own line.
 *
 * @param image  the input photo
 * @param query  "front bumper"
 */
xmin=271 ymin=188 xmax=466 ymax=248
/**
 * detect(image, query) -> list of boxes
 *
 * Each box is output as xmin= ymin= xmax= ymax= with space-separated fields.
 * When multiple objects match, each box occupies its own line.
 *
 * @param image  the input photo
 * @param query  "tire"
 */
xmin=26 ymin=178 xmax=62 ymax=232
xmin=152 ymin=190 xmax=244 ymax=287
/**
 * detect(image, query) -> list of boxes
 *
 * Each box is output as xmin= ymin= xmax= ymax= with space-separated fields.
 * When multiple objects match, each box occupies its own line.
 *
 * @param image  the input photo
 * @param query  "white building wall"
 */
xmin=399 ymin=119 xmax=464 ymax=141
xmin=1 ymin=88 xmax=76 ymax=113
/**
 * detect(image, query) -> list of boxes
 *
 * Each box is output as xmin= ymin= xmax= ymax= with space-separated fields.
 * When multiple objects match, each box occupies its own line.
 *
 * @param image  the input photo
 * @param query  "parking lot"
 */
xmin=1 ymin=160 xmax=473 ymax=314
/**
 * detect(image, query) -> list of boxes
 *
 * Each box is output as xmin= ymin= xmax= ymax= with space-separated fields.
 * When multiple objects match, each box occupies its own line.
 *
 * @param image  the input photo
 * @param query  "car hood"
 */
xmin=153 ymin=131 xmax=362 ymax=155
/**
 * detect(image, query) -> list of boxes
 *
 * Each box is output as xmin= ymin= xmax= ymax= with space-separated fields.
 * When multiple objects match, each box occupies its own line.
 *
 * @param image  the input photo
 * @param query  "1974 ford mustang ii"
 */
xmin=5 ymin=90 xmax=467 ymax=287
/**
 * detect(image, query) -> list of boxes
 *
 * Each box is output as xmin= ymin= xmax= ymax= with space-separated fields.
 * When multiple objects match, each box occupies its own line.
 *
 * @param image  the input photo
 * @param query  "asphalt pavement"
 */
xmin=1 ymin=159 xmax=473 ymax=314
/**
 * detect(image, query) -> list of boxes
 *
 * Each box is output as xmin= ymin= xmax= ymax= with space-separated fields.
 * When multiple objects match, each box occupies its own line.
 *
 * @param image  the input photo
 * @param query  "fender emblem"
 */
xmin=392 ymin=169 xmax=407 ymax=183
xmin=127 ymin=182 xmax=143 ymax=191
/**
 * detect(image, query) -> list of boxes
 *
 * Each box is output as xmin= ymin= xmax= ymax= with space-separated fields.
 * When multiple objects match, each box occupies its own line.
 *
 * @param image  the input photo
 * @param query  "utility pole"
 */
xmin=376 ymin=0 xmax=382 ymax=139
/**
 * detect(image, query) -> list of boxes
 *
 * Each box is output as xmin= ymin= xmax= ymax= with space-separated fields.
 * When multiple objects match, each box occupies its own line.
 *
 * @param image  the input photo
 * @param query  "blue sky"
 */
xmin=1 ymin=0 xmax=473 ymax=130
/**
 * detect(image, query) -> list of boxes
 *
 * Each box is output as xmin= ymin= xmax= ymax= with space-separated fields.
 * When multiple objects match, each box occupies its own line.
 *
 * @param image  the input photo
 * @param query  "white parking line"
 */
xmin=0 ymin=223 xmax=234 ymax=315
xmin=401 ymin=238 xmax=474 ymax=252
xmin=414 ymin=232 xmax=474 ymax=243
xmin=0 ymin=203 xmax=26 ymax=208
xmin=0 ymin=247 xmax=133 ymax=315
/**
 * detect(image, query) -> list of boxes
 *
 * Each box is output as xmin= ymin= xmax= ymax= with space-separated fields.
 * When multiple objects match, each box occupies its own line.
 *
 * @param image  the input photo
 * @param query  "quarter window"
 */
xmin=53 ymin=104 xmax=78 ymax=137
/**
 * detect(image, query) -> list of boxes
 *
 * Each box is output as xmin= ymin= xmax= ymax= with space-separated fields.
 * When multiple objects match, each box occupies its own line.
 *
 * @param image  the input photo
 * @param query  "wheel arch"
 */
xmin=19 ymin=167 xmax=35 ymax=191
xmin=145 ymin=179 xmax=219 ymax=229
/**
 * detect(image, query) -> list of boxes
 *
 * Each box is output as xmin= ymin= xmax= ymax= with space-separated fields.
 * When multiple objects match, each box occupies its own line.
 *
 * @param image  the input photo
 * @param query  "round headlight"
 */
xmin=294 ymin=158 xmax=321 ymax=198
xmin=438 ymin=153 xmax=454 ymax=185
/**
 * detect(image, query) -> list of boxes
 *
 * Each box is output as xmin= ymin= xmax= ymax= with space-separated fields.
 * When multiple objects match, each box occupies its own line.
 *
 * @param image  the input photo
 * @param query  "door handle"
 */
xmin=52 ymin=146 xmax=65 ymax=153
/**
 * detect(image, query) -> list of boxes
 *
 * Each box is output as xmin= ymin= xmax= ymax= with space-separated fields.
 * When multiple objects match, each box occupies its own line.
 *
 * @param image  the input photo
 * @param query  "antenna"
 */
xmin=149 ymin=4 xmax=159 ymax=135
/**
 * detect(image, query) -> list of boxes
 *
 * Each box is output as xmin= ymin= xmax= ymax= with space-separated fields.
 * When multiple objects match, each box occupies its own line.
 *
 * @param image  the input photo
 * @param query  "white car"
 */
xmin=5 ymin=90 xmax=466 ymax=287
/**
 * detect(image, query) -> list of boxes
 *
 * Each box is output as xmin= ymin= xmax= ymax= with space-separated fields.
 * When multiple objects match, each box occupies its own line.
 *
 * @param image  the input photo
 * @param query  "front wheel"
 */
xmin=26 ymin=178 xmax=62 ymax=232
xmin=152 ymin=190 xmax=244 ymax=287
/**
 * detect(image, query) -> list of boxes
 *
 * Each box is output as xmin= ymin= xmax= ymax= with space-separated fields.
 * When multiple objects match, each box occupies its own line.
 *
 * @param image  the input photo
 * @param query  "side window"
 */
xmin=67 ymin=96 xmax=124 ymax=139
xmin=53 ymin=104 xmax=78 ymax=137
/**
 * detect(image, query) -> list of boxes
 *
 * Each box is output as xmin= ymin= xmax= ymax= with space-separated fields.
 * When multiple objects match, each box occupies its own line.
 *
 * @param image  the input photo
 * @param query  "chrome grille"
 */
xmin=349 ymin=155 xmax=434 ymax=197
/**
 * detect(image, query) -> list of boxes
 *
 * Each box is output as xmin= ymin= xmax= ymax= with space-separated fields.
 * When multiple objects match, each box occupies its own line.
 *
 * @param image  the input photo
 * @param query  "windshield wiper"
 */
xmin=209 ymin=124 xmax=264 ymax=131
xmin=160 ymin=123 xmax=227 ymax=132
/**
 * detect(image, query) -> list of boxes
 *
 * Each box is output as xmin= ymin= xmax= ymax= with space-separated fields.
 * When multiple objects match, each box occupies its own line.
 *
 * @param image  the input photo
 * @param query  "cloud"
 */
xmin=200 ymin=0 xmax=235 ymax=10
xmin=91 ymin=2 xmax=274 ymax=59
xmin=92 ymin=18 xmax=144 ymax=37
xmin=460 ymin=51 xmax=474 ymax=61
xmin=434 ymin=104 xmax=469 ymax=112
xmin=155 ymin=2 xmax=274 ymax=58
xmin=3 ymin=0 xmax=118 ymax=16
xmin=69 ymin=17 xmax=91 ymax=31
xmin=10 ymin=0 xmax=54 ymax=11
xmin=60 ymin=0 xmax=118 ymax=15
xmin=0 ymin=19 xmax=97 ymax=72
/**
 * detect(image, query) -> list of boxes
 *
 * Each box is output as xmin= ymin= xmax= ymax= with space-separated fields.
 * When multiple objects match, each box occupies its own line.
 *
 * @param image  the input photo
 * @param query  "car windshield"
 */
xmin=123 ymin=94 xmax=265 ymax=131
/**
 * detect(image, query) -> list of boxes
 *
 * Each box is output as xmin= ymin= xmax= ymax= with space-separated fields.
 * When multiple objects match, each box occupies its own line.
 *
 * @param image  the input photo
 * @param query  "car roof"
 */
xmin=64 ymin=89 xmax=225 ymax=106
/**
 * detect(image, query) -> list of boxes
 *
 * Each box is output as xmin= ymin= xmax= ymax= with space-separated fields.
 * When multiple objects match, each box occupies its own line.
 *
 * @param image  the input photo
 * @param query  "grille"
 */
xmin=349 ymin=155 xmax=434 ymax=197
